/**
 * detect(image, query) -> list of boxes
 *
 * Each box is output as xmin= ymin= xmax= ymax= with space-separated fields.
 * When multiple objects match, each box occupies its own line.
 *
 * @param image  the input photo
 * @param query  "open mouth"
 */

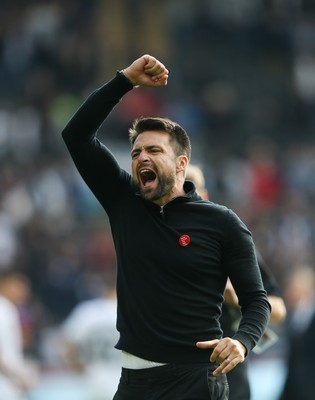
xmin=139 ymin=169 xmax=157 ymax=187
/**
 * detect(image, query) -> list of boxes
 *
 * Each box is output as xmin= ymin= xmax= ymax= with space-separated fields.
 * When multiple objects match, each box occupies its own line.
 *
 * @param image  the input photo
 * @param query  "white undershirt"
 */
xmin=121 ymin=351 xmax=167 ymax=369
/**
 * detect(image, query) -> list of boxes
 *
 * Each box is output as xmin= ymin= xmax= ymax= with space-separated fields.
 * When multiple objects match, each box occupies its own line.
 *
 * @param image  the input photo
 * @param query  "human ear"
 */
xmin=176 ymin=155 xmax=188 ymax=172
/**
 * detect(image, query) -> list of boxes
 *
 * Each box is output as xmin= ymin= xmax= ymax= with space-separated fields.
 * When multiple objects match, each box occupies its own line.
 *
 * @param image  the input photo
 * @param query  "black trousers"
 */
xmin=227 ymin=360 xmax=250 ymax=400
xmin=113 ymin=363 xmax=229 ymax=400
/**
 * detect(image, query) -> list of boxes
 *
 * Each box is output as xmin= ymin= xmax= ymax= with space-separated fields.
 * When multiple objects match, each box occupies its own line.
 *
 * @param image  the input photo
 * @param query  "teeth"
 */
xmin=139 ymin=169 xmax=156 ymax=185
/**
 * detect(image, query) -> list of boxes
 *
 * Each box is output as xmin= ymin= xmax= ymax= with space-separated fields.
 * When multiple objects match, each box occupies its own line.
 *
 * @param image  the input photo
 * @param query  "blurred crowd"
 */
xmin=1 ymin=1 xmax=315 ymax=399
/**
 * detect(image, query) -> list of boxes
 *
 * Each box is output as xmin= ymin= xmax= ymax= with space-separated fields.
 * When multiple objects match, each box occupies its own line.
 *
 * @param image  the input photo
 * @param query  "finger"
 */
xmin=210 ymin=337 xmax=241 ymax=363
xmin=145 ymin=62 xmax=167 ymax=76
xmin=197 ymin=340 xmax=223 ymax=363
xmin=151 ymin=71 xmax=168 ymax=81
xmin=212 ymin=349 xmax=231 ymax=365
xmin=149 ymin=74 xmax=168 ymax=87
xmin=157 ymin=76 xmax=168 ymax=86
xmin=196 ymin=339 xmax=220 ymax=349
xmin=152 ymin=69 xmax=169 ymax=79
xmin=142 ymin=54 xmax=156 ymax=67
xmin=210 ymin=341 xmax=230 ymax=363
xmin=211 ymin=341 xmax=235 ymax=364
xmin=213 ymin=357 xmax=235 ymax=376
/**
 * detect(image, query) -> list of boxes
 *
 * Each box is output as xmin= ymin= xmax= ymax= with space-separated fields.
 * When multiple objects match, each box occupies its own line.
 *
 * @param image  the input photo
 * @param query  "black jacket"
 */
xmin=62 ymin=73 xmax=271 ymax=363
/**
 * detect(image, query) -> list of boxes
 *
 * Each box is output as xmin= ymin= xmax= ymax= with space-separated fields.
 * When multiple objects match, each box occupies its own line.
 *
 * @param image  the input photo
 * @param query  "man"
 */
xmin=279 ymin=266 xmax=315 ymax=400
xmin=62 ymin=55 xmax=271 ymax=400
xmin=186 ymin=164 xmax=287 ymax=399
xmin=61 ymin=277 xmax=120 ymax=400
xmin=0 ymin=270 xmax=33 ymax=400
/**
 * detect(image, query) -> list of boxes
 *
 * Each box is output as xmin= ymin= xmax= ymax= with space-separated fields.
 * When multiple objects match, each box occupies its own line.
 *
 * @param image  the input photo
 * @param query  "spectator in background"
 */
xmin=0 ymin=269 xmax=36 ymax=400
xmin=186 ymin=163 xmax=287 ymax=400
xmin=279 ymin=265 xmax=315 ymax=400
xmin=60 ymin=274 xmax=120 ymax=400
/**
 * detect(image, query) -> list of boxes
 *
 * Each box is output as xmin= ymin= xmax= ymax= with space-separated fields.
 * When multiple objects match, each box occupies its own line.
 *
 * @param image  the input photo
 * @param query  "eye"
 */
xmin=150 ymin=148 xmax=162 ymax=154
xmin=131 ymin=151 xmax=140 ymax=159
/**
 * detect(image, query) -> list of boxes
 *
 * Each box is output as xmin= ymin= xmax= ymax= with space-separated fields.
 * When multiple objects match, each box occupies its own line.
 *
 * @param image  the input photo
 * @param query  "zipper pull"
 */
xmin=160 ymin=205 xmax=164 ymax=217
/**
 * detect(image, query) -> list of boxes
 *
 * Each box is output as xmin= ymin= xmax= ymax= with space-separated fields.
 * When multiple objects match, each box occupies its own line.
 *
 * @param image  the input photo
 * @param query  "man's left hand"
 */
xmin=196 ymin=337 xmax=246 ymax=376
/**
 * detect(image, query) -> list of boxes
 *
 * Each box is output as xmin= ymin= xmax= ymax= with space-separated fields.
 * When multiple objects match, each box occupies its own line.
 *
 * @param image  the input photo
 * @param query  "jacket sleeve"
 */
xmin=61 ymin=73 xmax=134 ymax=209
xmin=222 ymin=210 xmax=271 ymax=354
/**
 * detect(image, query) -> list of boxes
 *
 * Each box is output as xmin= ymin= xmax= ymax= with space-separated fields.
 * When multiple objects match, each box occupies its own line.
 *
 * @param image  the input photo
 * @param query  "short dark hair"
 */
xmin=129 ymin=117 xmax=191 ymax=160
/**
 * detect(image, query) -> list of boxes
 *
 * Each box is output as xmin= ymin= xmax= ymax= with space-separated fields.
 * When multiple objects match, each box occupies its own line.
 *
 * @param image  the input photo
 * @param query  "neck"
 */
xmin=153 ymin=183 xmax=186 ymax=206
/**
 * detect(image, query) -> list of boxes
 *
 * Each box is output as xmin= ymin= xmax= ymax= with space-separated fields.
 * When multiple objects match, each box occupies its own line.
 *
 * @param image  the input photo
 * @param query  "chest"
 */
xmin=111 ymin=199 xmax=226 ymax=279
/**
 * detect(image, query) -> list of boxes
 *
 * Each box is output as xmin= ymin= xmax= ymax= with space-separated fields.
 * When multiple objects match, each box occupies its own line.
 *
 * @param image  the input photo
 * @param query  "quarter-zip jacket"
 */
xmin=62 ymin=73 xmax=271 ymax=363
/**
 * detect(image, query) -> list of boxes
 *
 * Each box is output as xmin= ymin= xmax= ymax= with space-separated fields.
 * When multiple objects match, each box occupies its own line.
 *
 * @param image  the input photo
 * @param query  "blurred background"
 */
xmin=1 ymin=1 xmax=315 ymax=399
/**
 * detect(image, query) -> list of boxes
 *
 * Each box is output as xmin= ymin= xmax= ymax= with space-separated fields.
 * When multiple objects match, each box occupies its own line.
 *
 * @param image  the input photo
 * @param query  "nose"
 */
xmin=137 ymin=150 xmax=150 ymax=162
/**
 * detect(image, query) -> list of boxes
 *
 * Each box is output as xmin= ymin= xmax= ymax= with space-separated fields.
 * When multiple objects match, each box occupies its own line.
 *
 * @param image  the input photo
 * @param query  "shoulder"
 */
xmin=190 ymin=198 xmax=236 ymax=218
xmin=0 ymin=295 xmax=16 ymax=312
xmin=197 ymin=200 xmax=250 ymax=236
xmin=0 ymin=296 xmax=19 ymax=325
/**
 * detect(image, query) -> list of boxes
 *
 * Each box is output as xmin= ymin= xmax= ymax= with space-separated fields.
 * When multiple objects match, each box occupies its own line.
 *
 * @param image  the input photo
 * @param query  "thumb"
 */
xmin=142 ymin=54 xmax=156 ymax=68
xmin=196 ymin=339 xmax=220 ymax=349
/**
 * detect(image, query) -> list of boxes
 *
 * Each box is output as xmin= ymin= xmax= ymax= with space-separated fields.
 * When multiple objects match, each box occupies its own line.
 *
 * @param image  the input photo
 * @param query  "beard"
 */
xmin=138 ymin=172 xmax=176 ymax=202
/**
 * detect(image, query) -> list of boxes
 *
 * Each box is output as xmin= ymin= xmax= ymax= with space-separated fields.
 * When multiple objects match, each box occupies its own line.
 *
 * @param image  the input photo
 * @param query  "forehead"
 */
xmin=132 ymin=130 xmax=171 ymax=149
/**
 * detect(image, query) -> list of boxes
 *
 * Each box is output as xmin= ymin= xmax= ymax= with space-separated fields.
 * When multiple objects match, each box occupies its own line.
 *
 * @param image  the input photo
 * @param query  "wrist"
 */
xmin=117 ymin=69 xmax=139 ymax=88
xmin=236 ymin=340 xmax=247 ymax=357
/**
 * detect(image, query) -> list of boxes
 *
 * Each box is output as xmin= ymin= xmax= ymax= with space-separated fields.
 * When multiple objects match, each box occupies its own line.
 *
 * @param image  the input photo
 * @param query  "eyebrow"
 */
xmin=131 ymin=145 xmax=163 ymax=156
